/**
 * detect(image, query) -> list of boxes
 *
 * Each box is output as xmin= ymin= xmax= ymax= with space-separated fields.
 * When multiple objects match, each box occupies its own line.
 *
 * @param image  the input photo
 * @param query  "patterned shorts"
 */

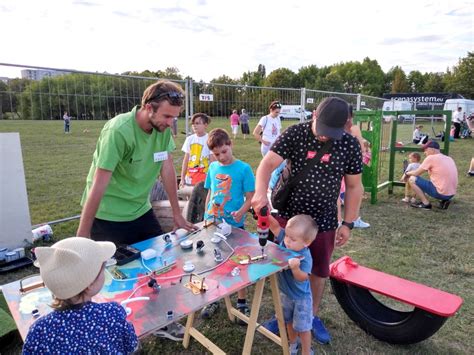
xmin=280 ymin=292 xmax=313 ymax=333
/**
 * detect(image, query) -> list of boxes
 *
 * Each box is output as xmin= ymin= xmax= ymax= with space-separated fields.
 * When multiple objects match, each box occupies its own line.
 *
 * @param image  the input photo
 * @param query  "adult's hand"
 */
xmin=335 ymin=225 xmax=350 ymax=247
xmin=251 ymin=191 xmax=269 ymax=215
xmin=173 ymin=213 xmax=198 ymax=232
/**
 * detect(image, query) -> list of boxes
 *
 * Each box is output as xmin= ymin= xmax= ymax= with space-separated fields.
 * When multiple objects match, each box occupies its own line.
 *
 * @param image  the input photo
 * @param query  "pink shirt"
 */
xmin=420 ymin=153 xmax=458 ymax=196
xmin=230 ymin=113 xmax=240 ymax=125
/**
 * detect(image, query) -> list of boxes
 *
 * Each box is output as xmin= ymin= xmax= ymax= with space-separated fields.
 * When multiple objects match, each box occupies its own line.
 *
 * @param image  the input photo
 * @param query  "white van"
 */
xmin=443 ymin=99 xmax=474 ymax=121
xmin=280 ymin=105 xmax=312 ymax=120
xmin=382 ymin=100 xmax=415 ymax=122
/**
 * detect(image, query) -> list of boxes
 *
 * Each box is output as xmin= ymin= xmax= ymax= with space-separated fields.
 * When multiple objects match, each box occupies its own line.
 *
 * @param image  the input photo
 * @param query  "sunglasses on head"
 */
xmin=146 ymin=91 xmax=185 ymax=104
xmin=271 ymin=102 xmax=281 ymax=109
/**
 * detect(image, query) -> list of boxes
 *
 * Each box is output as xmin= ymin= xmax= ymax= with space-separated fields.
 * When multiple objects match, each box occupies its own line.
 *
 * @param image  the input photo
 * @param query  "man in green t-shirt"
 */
xmin=77 ymin=80 xmax=195 ymax=245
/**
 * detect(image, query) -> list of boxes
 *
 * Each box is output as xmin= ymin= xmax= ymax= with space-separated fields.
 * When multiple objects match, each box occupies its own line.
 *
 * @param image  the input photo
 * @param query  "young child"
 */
xmin=362 ymin=140 xmax=372 ymax=166
xmin=413 ymin=125 xmax=428 ymax=144
xmin=269 ymin=213 xmax=317 ymax=355
xmin=201 ymin=128 xmax=255 ymax=320
xmin=179 ymin=113 xmax=214 ymax=188
xmin=401 ymin=152 xmax=421 ymax=203
xmin=23 ymin=237 xmax=138 ymax=354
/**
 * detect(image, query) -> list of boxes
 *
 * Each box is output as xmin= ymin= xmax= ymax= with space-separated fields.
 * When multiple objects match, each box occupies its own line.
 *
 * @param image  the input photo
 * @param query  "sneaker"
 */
xmin=468 ymin=171 xmax=474 ymax=176
xmin=401 ymin=197 xmax=410 ymax=203
xmin=262 ymin=316 xmax=280 ymax=336
xmin=312 ymin=316 xmax=331 ymax=344
xmin=236 ymin=302 xmax=250 ymax=326
xmin=410 ymin=197 xmax=417 ymax=204
xmin=439 ymin=199 xmax=451 ymax=210
xmin=289 ymin=342 xmax=299 ymax=355
xmin=154 ymin=322 xmax=185 ymax=341
xmin=201 ymin=302 xmax=219 ymax=319
xmin=410 ymin=202 xmax=432 ymax=210
xmin=353 ymin=217 xmax=370 ymax=228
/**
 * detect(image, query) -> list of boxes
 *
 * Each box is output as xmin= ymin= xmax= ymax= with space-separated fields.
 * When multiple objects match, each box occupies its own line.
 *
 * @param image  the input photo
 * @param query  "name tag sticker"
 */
xmin=153 ymin=151 xmax=168 ymax=162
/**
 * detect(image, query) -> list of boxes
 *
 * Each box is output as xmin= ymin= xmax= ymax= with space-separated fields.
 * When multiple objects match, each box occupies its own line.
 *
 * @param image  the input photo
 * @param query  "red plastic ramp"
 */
xmin=330 ymin=256 xmax=463 ymax=317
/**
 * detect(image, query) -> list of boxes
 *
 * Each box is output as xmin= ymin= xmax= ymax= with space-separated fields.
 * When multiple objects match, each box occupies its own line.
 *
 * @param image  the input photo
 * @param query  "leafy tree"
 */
xmin=386 ymin=66 xmax=409 ymax=93
xmin=444 ymin=52 xmax=474 ymax=98
xmin=264 ymin=68 xmax=297 ymax=88
xmin=407 ymin=70 xmax=425 ymax=92
xmin=422 ymin=72 xmax=445 ymax=93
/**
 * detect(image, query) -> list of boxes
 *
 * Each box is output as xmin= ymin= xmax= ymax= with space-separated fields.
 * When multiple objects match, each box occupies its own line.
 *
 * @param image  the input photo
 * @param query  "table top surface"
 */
xmin=3 ymin=224 xmax=298 ymax=339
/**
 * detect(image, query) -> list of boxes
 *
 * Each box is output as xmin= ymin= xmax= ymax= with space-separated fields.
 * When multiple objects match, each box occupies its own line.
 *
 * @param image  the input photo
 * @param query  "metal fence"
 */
xmin=0 ymin=63 xmax=388 ymax=226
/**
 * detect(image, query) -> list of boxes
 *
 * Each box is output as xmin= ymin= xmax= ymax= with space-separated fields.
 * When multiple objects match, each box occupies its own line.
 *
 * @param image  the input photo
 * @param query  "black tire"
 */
xmin=330 ymin=278 xmax=448 ymax=344
xmin=185 ymin=181 xmax=207 ymax=223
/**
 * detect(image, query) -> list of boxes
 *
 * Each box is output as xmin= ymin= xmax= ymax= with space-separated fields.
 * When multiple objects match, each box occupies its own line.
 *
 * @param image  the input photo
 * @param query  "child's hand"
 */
xmin=288 ymin=258 xmax=300 ymax=269
xmin=231 ymin=210 xmax=243 ymax=223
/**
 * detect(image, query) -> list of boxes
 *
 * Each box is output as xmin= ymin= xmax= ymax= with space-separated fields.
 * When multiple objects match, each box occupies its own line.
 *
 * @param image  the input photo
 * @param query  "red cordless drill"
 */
xmin=257 ymin=206 xmax=269 ymax=257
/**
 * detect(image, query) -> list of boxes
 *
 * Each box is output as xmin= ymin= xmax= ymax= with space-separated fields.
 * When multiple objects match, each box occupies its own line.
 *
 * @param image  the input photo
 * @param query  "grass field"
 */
xmin=0 ymin=118 xmax=473 ymax=354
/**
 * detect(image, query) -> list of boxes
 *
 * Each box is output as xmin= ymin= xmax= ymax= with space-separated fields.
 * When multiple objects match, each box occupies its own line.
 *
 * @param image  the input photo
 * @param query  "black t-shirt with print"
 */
xmin=271 ymin=121 xmax=362 ymax=232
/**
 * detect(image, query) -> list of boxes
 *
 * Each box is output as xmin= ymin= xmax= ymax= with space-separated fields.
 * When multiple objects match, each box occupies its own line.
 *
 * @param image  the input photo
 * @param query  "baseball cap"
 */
xmin=35 ymin=237 xmax=116 ymax=299
xmin=422 ymin=140 xmax=440 ymax=150
xmin=315 ymin=97 xmax=349 ymax=140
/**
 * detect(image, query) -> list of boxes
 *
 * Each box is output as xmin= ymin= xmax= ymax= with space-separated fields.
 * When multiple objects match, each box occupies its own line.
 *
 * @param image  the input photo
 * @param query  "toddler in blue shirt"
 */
xmin=269 ymin=214 xmax=318 ymax=355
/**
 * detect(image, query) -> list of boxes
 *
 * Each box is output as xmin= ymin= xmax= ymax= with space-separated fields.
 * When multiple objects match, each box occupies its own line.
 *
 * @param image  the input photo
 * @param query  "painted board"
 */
xmin=2 ymin=224 xmax=299 ymax=340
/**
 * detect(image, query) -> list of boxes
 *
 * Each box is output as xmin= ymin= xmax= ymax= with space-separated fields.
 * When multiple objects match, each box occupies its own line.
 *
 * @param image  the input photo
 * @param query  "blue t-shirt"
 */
xmin=276 ymin=229 xmax=312 ymax=300
xmin=204 ymin=159 xmax=255 ymax=228
xmin=23 ymin=302 xmax=138 ymax=354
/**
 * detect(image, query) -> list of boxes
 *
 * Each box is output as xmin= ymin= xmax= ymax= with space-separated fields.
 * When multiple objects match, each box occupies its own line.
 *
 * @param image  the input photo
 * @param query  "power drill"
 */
xmin=257 ymin=206 xmax=270 ymax=257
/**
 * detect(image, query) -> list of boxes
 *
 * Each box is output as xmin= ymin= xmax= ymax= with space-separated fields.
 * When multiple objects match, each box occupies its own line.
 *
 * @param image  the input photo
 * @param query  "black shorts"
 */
xmin=91 ymin=209 xmax=163 ymax=245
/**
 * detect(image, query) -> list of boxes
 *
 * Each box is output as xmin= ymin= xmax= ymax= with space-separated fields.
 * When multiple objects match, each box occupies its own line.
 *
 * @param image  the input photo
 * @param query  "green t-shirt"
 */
xmin=81 ymin=106 xmax=176 ymax=221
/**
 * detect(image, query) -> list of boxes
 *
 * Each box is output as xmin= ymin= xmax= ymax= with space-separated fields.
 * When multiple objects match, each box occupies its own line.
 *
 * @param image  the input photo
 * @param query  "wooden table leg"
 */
xmin=182 ymin=311 xmax=195 ymax=349
xmin=270 ymin=274 xmax=289 ymax=355
xmin=224 ymin=296 xmax=235 ymax=322
xmin=242 ymin=278 xmax=265 ymax=354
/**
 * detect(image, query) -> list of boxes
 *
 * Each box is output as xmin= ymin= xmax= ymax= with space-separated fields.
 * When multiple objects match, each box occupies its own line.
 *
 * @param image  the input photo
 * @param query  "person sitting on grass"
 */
xmin=400 ymin=152 xmax=421 ymax=203
xmin=406 ymin=141 xmax=458 ymax=210
xmin=268 ymin=213 xmax=317 ymax=355
xmin=413 ymin=125 xmax=428 ymax=145
xmin=200 ymin=128 xmax=255 ymax=321
xmin=23 ymin=237 xmax=138 ymax=354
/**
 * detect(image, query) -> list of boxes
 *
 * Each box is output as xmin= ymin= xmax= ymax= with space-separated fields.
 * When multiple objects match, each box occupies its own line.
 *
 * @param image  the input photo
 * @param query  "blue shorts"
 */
xmin=280 ymin=292 xmax=313 ymax=333
xmin=415 ymin=177 xmax=454 ymax=201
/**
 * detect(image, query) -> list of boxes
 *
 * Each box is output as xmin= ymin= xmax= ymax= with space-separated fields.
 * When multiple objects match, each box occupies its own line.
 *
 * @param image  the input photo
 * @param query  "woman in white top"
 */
xmin=253 ymin=101 xmax=282 ymax=156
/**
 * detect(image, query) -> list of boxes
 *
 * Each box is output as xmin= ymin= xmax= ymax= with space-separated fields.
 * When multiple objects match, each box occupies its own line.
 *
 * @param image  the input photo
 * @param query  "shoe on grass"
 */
xmin=201 ymin=302 xmax=219 ymax=319
xmin=438 ymin=199 xmax=451 ymax=210
xmin=236 ymin=302 xmax=250 ymax=326
xmin=154 ymin=322 xmax=185 ymax=341
xmin=312 ymin=316 xmax=331 ymax=344
xmin=401 ymin=197 xmax=410 ymax=203
xmin=353 ymin=217 xmax=370 ymax=228
xmin=262 ymin=316 xmax=280 ymax=335
xmin=289 ymin=342 xmax=299 ymax=355
xmin=410 ymin=201 xmax=432 ymax=210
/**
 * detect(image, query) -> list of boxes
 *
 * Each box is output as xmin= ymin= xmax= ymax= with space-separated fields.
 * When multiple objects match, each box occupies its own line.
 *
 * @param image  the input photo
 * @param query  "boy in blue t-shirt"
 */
xmin=269 ymin=214 xmax=318 ymax=355
xmin=201 ymin=128 xmax=255 ymax=320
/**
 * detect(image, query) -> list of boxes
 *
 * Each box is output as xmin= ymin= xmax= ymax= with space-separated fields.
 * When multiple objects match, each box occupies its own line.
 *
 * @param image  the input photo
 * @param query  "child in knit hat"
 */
xmin=23 ymin=237 xmax=138 ymax=354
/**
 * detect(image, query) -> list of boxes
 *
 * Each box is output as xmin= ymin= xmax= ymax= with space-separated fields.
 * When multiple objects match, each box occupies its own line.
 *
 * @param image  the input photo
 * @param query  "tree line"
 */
xmin=0 ymin=52 xmax=472 ymax=120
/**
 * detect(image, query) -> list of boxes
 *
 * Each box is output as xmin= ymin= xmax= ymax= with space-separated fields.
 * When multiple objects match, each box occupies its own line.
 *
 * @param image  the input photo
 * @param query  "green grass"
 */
xmin=0 ymin=118 xmax=472 ymax=354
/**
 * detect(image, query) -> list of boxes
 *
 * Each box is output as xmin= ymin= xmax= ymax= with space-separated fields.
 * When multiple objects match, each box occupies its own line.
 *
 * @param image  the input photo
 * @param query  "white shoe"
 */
xmin=353 ymin=217 xmax=370 ymax=228
xmin=153 ymin=322 xmax=185 ymax=341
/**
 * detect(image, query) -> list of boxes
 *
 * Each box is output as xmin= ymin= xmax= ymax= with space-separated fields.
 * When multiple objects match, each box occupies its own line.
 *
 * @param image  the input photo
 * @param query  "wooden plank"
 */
xmin=270 ymin=274 xmax=289 ymax=355
xmin=242 ymin=279 xmax=265 ymax=355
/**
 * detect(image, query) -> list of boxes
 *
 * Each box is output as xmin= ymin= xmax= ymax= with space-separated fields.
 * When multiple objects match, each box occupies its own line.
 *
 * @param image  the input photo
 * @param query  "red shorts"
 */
xmin=276 ymin=216 xmax=335 ymax=278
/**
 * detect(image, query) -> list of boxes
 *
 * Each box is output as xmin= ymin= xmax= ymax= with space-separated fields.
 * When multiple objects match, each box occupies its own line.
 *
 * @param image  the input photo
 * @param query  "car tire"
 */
xmin=330 ymin=278 xmax=448 ymax=344
xmin=185 ymin=181 xmax=207 ymax=223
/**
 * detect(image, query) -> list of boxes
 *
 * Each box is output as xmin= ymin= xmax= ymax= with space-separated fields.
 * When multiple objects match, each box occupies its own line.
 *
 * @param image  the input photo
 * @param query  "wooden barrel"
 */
xmin=151 ymin=200 xmax=188 ymax=233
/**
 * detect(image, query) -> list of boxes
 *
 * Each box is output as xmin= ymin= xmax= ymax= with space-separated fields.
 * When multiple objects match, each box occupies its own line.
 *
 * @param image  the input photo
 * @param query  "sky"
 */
xmin=0 ymin=0 xmax=473 ymax=82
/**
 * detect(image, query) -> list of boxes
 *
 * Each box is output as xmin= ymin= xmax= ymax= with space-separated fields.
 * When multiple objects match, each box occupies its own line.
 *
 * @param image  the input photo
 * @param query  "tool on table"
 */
xmin=257 ymin=206 xmax=270 ymax=258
